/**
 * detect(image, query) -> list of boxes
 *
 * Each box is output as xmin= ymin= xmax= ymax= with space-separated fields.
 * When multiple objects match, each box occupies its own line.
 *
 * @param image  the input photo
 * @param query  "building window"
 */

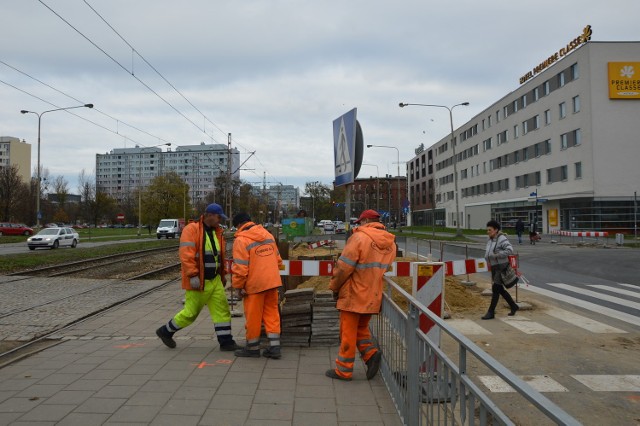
xmin=561 ymin=165 xmax=568 ymax=181
xmin=523 ymin=174 xmax=529 ymax=187
xmin=533 ymin=115 xmax=540 ymax=130
xmin=575 ymin=162 xmax=582 ymax=179
xmin=521 ymin=94 xmax=527 ymax=108
xmin=483 ymin=138 xmax=492 ymax=151
xmin=514 ymin=150 xmax=520 ymax=163
xmin=533 ymin=87 xmax=539 ymax=101
xmin=503 ymin=105 xmax=509 ymax=118
xmin=573 ymin=95 xmax=580 ymax=113
xmin=523 ymin=148 xmax=529 ymax=161
xmin=543 ymin=81 xmax=550 ymax=95
xmin=559 ymin=102 xmax=567 ymax=119
xmin=523 ymin=121 xmax=529 ymax=135
xmin=571 ymin=63 xmax=579 ymax=80
xmin=496 ymin=110 xmax=501 ymax=122
xmin=488 ymin=115 xmax=492 ymax=127
xmin=534 ymin=143 xmax=540 ymax=157
xmin=513 ymin=99 xmax=518 ymax=112
xmin=545 ymin=109 xmax=551 ymax=125
xmin=535 ymin=171 xmax=541 ymax=186
xmin=482 ymin=119 xmax=486 ymax=130
xmin=545 ymin=139 xmax=551 ymax=154
xmin=558 ymin=72 xmax=565 ymax=87
xmin=561 ymin=133 xmax=568 ymax=150
xmin=574 ymin=129 xmax=582 ymax=146
xmin=515 ymin=176 xmax=521 ymax=189
xmin=513 ymin=125 xmax=519 ymax=139
xmin=547 ymin=169 xmax=553 ymax=183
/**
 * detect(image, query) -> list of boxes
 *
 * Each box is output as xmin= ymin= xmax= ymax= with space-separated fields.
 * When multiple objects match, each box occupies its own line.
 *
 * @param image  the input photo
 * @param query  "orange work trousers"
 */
xmin=243 ymin=288 xmax=281 ymax=349
xmin=334 ymin=310 xmax=378 ymax=379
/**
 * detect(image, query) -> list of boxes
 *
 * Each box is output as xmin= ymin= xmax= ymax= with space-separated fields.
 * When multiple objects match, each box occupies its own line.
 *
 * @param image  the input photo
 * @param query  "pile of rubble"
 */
xmin=310 ymin=291 xmax=340 ymax=345
xmin=280 ymin=288 xmax=314 ymax=346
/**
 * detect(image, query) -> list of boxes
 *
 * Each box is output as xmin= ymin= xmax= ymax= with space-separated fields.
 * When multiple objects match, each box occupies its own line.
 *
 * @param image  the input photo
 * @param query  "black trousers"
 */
xmin=487 ymin=267 xmax=518 ymax=313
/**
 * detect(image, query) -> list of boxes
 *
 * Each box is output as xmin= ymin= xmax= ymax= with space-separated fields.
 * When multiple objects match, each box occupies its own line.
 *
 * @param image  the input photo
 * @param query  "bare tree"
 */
xmin=0 ymin=165 xmax=29 ymax=221
xmin=78 ymin=169 xmax=95 ymax=224
xmin=53 ymin=175 xmax=70 ymax=208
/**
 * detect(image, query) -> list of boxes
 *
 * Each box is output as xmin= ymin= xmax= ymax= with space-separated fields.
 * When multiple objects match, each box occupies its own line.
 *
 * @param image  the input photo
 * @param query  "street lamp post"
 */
xmin=137 ymin=143 xmax=171 ymax=236
xmin=399 ymin=102 xmax=469 ymax=236
xmin=367 ymin=145 xmax=401 ymax=228
xmin=21 ymin=104 xmax=93 ymax=228
xmin=362 ymin=163 xmax=380 ymax=211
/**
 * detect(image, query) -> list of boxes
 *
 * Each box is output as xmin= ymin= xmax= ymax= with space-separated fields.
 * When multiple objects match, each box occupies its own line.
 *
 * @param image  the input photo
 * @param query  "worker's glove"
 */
xmin=189 ymin=276 xmax=201 ymax=290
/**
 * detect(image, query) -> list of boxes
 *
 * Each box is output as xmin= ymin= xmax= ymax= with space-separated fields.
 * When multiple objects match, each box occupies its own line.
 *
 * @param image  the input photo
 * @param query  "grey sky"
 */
xmin=1 ymin=1 xmax=638 ymax=194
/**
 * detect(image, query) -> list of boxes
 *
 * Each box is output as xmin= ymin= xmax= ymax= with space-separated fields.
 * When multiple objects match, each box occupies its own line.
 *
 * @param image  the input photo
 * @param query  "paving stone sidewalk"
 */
xmin=0 ymin=283 xmax=403 ymax=426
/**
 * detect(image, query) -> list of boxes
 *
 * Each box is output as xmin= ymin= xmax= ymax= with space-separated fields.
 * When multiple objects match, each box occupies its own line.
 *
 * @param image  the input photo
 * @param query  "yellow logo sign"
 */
xmin=608 ymin=62 xmax=640 ymax=99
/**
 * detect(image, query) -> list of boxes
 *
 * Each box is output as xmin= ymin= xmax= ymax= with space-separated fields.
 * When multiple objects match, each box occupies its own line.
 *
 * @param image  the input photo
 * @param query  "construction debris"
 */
xmin=280 ymin=288 xmax=315 ymax=346
xmin=310 ymin=291 xmax=340 ymax=346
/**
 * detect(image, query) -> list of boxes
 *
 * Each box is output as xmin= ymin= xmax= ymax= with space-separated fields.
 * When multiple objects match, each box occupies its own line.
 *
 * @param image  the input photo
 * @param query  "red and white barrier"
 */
xmin=551 ymin=230 xmax=608 ymax=237
xmin=412 ymin=262 xmax=445 ymax=346
xmin=225 ymin=255 xmax=518 ymax=277
xmin=307 ymin=239 xmax=334 ymax=249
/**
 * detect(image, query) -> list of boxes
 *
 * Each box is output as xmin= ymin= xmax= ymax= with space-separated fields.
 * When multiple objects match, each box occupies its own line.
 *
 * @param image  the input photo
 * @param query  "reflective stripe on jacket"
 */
xmin=231 ymin=221 xmax=283 ymax=294
xmin=179 ymin=216 xmax=227 ymax=291
xmin=329 ymin=222 xmax=396 ymax=314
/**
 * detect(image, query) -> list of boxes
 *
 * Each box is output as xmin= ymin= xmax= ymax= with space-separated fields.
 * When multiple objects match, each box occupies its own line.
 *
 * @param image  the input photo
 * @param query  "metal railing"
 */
xmin=371 ymin=276 xmax=582 ymax=426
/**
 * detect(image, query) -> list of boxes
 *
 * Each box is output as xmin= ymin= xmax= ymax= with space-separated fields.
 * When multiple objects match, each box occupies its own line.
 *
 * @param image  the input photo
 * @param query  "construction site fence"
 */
xmin=371 ymin=276 xmax=581 ymax=426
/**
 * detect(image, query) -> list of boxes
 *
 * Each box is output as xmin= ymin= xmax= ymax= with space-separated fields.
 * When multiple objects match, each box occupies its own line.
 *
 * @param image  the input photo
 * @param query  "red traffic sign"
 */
xmin=116 ymin=214 xmax=125 ymax=221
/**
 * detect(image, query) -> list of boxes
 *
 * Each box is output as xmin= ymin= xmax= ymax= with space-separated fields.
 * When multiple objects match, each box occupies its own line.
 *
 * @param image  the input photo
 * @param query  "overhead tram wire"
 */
xmin=0 ymin=60 xmax=172 ymax=146
xmin=81 ymin=0 xmax=228 ymax=140
xmin=37 ymin=0 xmax=217 ymax=143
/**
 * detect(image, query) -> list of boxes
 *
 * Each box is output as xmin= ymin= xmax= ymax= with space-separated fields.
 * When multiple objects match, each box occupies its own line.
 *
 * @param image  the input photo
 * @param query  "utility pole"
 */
xmin=635 ymin=191 xmax=637 ymax=242
xmin=227 ymin=133 xmax=232 ymax=218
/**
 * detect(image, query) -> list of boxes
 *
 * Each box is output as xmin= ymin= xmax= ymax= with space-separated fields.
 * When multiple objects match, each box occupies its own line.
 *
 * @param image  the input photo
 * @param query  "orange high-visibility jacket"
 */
xmin=179 ymin=216 xmax=227 ymax=291
xmin=231 ymin=221 xmax=283 ymax=294
xmin=329 ymin=222 xmax=396 ymax=313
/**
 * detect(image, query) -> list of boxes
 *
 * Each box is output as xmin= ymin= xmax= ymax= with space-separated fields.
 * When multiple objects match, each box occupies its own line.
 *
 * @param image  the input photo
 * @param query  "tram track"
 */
xmin=0 ymin=267 xmax=181 ymax=367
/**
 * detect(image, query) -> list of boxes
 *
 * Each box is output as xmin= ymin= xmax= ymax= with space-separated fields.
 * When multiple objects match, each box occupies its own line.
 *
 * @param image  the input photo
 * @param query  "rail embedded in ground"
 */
xmin=371 ymin=276 xmax=581 ymax=426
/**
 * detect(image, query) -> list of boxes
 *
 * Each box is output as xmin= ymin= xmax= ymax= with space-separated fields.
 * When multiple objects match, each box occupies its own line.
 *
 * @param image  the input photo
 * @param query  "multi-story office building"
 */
xmin=252 ymin=185 xmax=300 ymax=213
xmin=0 ymin=136 xmax=31 ymax=184
xmin=409 ymin=37 xmax=640 ymax=233
xmin=96 ymin=143 xmax=240 ymax=203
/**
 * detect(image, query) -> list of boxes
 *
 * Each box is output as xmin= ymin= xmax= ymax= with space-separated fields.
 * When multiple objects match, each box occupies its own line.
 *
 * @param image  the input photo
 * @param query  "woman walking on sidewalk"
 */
xmin=482 ymin=220 xmax=519 ymax=320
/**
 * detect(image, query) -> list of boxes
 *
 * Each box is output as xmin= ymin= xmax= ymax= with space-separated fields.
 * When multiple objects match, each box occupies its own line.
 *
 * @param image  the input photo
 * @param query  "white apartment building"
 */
xmin=0 ymin=136 xmax=31 ymax=184
xmin=96 ymin=142 xmax=240 ymax=203
xmin=410 ymin=38 xmax=640 ymax=234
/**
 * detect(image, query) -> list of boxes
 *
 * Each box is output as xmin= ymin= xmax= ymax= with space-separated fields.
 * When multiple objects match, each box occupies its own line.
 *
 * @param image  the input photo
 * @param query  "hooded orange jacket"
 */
xmin=179 ymin=216 xmax=227 ymax=291
xmin=231 ymin=222 xmax=283 ymax=294
xmin=329 ymin=222 xmax=396 ymax=313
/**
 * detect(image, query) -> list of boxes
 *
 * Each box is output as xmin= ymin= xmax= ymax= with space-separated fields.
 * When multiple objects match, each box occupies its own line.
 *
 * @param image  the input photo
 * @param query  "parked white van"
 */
xmin=156 ymin=218 xmax=184 ymax=239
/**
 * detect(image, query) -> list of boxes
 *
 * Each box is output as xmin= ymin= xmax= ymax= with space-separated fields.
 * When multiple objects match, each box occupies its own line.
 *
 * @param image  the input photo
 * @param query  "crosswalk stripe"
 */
xmin=446 ymin=319 xmax=492 ymax=335
xmin=479 ymin=375 xmax=568 ymax=393
xmin=545 ymin=308 xmax=627 ymax=334
xmin=619 ymin=283 xmax=637 ymax=290
xmin=588 ymin=284 xmax=640 ymax=299
xmin=549 ymin=283 xmax=640 ymax=310
xmin=572 ymin=375 xmax=640 ymax=392
xmin=521 ymin=285 xmax=640 ymax=327
xmin=498 ymin=316 xmax=558 ymax=334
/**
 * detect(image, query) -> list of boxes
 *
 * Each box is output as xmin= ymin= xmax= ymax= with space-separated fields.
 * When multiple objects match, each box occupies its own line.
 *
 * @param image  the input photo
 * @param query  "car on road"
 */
xmin=0 ymin=223 xmax=34 ymax=236
xmin=333 ymin=221 xmax=346 ymax=233
xmin=27 ymin=227 xmax=80 ymax=250
xmin=323 ymin=222 xmax=335 ymax=233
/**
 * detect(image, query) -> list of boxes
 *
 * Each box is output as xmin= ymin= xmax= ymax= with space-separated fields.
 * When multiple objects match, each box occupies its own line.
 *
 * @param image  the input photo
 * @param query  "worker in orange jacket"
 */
xmin=231 ymin=213 xmax=284 ymax=359
xmin=156 ymin=203 xmax=239 ymax=351
xmin=327 ymin=209 xmax=396 ymax=381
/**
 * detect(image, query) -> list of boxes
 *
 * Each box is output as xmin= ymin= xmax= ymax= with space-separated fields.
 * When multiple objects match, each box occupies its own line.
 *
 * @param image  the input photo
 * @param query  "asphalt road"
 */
xmin=0 ymin=236 xmax=160 ymax=256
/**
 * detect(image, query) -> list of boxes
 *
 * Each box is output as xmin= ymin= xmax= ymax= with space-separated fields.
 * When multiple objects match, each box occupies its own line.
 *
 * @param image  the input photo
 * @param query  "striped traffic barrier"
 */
xmin=551 ymin=230 xmax=609 ymax=237
xmin=224 ymin=255 xmax=519 ymax=277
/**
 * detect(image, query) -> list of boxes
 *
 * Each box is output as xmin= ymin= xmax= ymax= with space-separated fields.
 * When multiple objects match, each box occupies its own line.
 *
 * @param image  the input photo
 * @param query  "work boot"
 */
xmin=219 ymin=341 xmax=240 ymax=352
xmin=325 ymin=369 xmax=352 ymax=381
xmin=365 ymin=350 xmax=382 ymax=380
xmin=234 ymin=346 xmax=261 ymax=357
xmin=156 ymin=326 xmax=176 ymax=348
xmin=481 ymin=312 xmax=495 ymax=320
xmin=263 ymin=346 xmax=282 ymax=359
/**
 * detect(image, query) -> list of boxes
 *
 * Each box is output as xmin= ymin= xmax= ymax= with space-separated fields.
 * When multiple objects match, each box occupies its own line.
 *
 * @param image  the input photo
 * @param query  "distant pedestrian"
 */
xmin=326 ymin=209 xmax=396 ymax=381
xmin=482 ymin=220 xmax=519 ymax=320
xmin=515 ymin=218 xmax=525 ymax=244
xmin=529 ymin=220 xmax=538 ymax=245
xmin=155 ymin=203 xmax=239 ymax=351
xmin=231 ymin=213 xmax=284 ymax=359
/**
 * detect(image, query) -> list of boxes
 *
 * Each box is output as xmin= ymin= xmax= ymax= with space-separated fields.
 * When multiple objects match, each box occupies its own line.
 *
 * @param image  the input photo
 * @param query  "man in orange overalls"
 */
xmin=327 ymin=209 xmax=396 ymax=381
xmin=231 ymin=213 xmax=284 ymax=359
